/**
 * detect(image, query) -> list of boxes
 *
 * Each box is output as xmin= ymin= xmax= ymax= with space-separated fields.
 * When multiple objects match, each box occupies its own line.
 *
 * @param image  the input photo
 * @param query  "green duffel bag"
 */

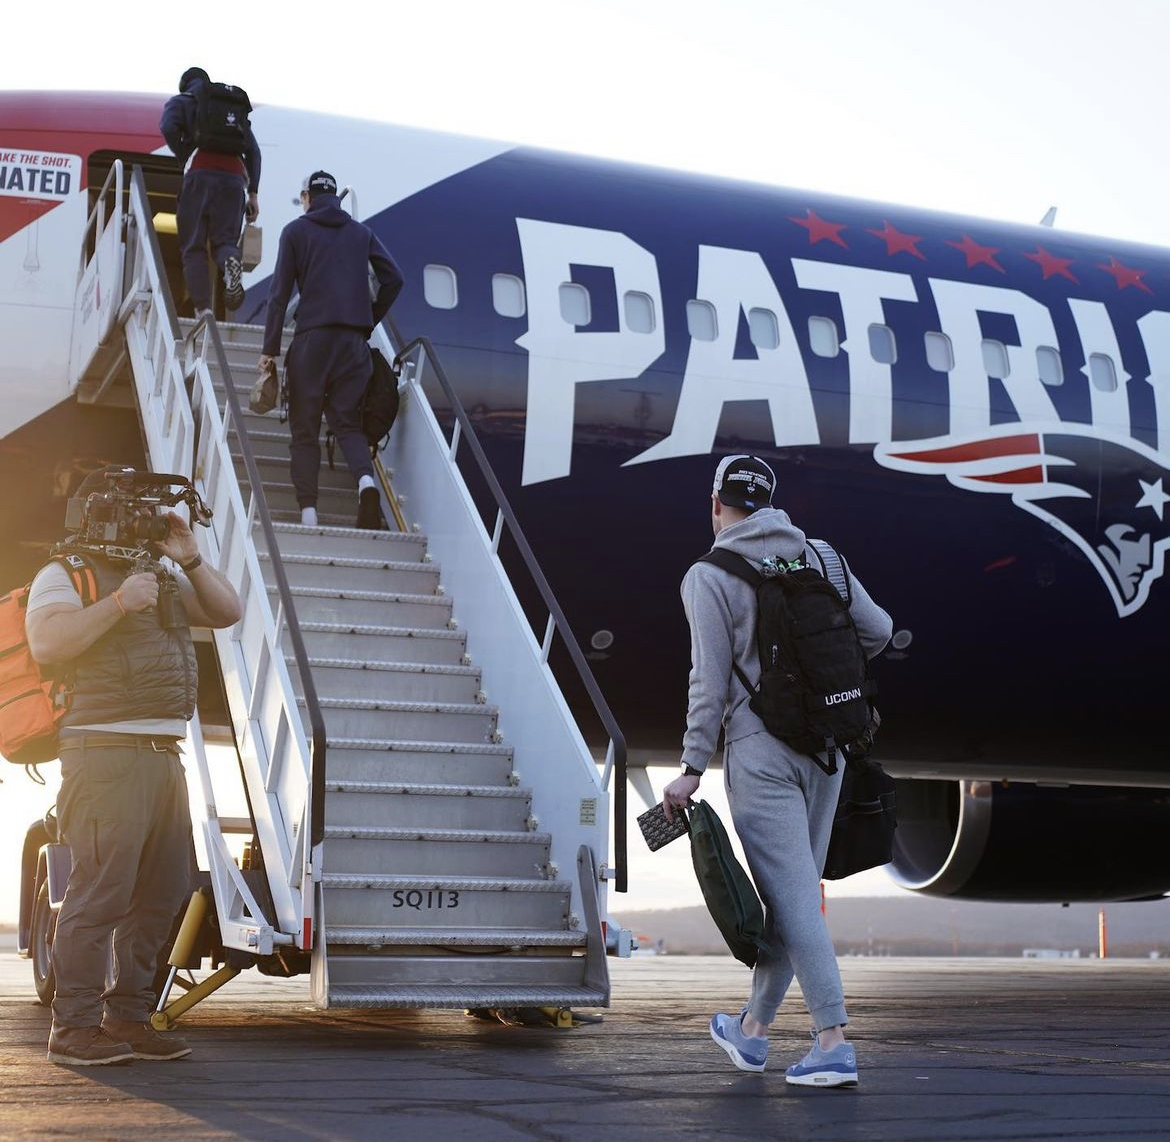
xmin=687 ymin=800 xmax=770 ymax=968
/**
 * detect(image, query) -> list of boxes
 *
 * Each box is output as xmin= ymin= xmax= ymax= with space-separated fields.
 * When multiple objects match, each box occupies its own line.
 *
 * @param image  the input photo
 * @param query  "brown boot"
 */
xmin=47 ymin=1025 xmax=135 ymax=1067
xmin=102 ymin=1016 xmax=192 ymax=1061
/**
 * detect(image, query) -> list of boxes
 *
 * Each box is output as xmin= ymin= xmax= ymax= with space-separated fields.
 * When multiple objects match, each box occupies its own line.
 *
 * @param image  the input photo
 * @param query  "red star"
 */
xmin=1022 ymin=246 xmax=1077 ymax=283
xmin=1096 ymin=256 xmax=1152 ymax=294
xmin=867 ymin=221 xmax=925 ymax=259
xmin=945 ymin=233 xmax=1004 ymax=272
xmin=788 ymin=209 xmax=848 ymax=247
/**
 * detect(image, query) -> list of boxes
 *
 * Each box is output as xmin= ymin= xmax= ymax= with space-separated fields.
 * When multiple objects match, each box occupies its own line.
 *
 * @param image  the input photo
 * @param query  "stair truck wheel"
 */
xmin=30 ymin=879 xmax=56 ymax=1006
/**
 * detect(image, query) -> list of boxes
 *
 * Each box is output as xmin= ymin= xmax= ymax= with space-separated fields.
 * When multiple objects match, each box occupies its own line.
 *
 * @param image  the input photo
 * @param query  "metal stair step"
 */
xmin=181 ymin=317 xmax=269 ymax=348
xmin=297 ymin=659 xmax=482 ymax=704
xmin=303 ymin=695 xmax=498 ymax=743
xmin=323 ymin=739 xmax=514 ymax=785
xmin=226 ymin=404 xmax=293 ymax=436
xmin=324 ymin=926 xmax=585 ymax=947
xmin=323 ymin=953 xmax=589 ymax=989
xmin=319 ymin=873 xmax=572 ymax=928
xmin=324 ymin=781 xmax=529 ymax=830
xmin=274 ymin=584 xmax=454 ymax=629
xmin=318 ymin=983 xmax=607 ymax=1010
xmin=287 ymin=623 xmax=469 ymax=666
xmin=259 ymin=550 xmax=441 ymax=594
xmin=322 ymin=824 xmax=551 ymax=877
xmin=233 ymin=450 xmax=357 ymax=492
xmin=255 ymin=521 xmax=428 ymax=563
xmin=247 ymin=479 xmax=359 ymax=519
xmin=228 ymin=425 xmax=294 ymax=451
xmin=270 ymin=506 xmax=387 ymax=529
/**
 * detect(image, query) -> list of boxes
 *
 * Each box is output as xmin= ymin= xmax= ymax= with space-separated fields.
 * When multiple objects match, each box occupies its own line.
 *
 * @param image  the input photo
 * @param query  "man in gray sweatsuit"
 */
xmin=662 ymin=455 xmax=891 ymax=1086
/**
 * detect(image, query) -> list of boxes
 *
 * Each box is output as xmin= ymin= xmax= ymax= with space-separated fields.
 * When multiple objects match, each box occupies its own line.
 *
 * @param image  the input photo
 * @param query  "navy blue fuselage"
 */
xmin=245 ymin=146 xmax=1170 ymax=785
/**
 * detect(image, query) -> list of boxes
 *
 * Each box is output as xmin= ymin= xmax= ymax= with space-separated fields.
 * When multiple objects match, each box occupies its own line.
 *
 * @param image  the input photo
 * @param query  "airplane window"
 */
xmin=686 ymin=299 xmax=718 ymax=342
xmin=868 ymin=323 xmax=897 ymax=365
xmin=492 ymin=274 xmax=526 ymax=318
xmin=1089 ymin=352 xmax=1118 ymax=393
xmin=748 ymin=308 xmax=780 ymax=350
xmin=924 ymin=331 xmax=954 ymax=372
xmin=559 ymin=282 xmax=592 ymax=327
xmin=981 ymin=339 xmax=1010 ymax=380
xmin=808 ymin=316 xmax=839 ymax=358
xmin=624 ymin=291 xmax=656 ymax=334
xmin=423 ymin=264 xmax=458 ymax=310
xmin=1037 ymin=346 xmax=1064 ymax=387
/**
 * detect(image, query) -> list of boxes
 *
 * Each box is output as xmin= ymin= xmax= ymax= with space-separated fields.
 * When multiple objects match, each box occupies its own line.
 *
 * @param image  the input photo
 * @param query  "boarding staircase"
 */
xmin=66 ymin=161 xmax=628 ymax=1012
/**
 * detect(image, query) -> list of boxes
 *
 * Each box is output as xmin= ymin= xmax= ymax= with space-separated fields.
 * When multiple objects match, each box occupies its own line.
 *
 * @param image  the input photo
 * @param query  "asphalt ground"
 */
xmin=1 ymin=941 xmax=1168 ymax=1142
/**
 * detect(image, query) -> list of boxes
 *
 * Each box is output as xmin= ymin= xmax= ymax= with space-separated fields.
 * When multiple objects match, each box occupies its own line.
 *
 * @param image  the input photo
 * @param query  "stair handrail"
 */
xmin=119 ymin=164 xmax=325 ymax=942
xmin=377 ymin=316 xmax=629 ymax=892
xmin=198 ymin=318 xmax=331 ymax=849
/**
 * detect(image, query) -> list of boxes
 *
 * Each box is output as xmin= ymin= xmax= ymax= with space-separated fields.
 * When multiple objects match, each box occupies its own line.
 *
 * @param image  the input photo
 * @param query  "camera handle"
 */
xmin=130 ymin=554 xmax=185 ymax=631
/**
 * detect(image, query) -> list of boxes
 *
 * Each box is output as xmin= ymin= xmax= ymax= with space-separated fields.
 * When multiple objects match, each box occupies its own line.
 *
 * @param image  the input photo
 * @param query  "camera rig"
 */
xmin=52 ymin=469 xmax=213 ymax=630
xmin=61 ymin=467 xmax=212 ymax=554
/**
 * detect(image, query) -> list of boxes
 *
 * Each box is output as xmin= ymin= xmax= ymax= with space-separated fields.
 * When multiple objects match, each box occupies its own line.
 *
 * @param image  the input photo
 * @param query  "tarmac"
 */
xmin=1 ymin=936 xmax=1169 ymax=1142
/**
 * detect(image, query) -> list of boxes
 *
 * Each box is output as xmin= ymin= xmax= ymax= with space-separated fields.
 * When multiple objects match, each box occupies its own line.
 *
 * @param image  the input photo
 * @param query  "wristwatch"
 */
xmin=681 ymin=764 xmax=703 ymax=778
xmin=179 ymin=554 xmax=203 ymax=573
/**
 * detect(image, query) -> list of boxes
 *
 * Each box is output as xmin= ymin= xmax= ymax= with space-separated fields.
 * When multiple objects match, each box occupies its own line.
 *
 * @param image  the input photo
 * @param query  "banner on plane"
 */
xmin=0 ymin=149 xmax=78 ymax=201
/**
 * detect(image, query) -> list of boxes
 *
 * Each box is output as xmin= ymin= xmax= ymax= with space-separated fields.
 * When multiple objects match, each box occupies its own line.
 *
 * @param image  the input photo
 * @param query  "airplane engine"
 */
xmin=887 ymin=779 xmax=1170 ymax=902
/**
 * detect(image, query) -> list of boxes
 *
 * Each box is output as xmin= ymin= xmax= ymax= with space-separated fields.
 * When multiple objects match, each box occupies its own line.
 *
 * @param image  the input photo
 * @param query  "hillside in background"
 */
xmin=614 ymin=896 xmax=1170 ymax=958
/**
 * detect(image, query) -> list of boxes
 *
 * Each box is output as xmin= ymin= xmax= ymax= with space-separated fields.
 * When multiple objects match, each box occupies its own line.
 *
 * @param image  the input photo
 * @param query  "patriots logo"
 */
xmin=873 ymin=425 xmax=1170 ymax=617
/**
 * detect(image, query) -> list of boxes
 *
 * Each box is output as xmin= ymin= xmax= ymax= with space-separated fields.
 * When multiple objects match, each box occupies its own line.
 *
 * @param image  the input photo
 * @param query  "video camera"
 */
xmin=63 ymin=467 xmax=212 ymax=548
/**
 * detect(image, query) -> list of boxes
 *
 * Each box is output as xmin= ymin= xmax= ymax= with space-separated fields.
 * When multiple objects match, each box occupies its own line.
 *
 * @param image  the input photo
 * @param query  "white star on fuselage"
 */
xmin=1136 ymin=477 xmax=1170 ymax=520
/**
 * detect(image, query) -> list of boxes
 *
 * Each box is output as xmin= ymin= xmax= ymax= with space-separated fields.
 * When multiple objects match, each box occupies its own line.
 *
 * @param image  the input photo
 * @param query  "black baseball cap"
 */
xmin=713 ymin=455 xmax=776 ymax=511
xmin=301 ymin=170 xmax=338 ymax=198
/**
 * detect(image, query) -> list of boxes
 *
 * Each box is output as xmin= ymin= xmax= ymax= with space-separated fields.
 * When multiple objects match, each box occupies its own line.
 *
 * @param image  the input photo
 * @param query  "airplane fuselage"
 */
xmin=4 ymin=90 xmax=1170 ymax=900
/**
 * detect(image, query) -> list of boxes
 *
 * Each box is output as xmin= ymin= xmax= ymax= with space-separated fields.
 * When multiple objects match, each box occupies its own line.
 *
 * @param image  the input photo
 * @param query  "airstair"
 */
xmin=66 ymin=161 xmax=629 ymax=1013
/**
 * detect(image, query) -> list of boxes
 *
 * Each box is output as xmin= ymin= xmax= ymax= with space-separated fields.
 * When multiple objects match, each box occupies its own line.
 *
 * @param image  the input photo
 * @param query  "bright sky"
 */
xmin=6 ymin=0 xmax=1170 ymax=248
xmin=2 ymin=0 xmax=1165 ymax=925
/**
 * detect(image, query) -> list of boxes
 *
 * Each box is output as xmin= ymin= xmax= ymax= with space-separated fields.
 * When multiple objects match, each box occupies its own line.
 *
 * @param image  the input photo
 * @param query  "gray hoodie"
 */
xmin=680 ymin=506 xmax=893 ymax=773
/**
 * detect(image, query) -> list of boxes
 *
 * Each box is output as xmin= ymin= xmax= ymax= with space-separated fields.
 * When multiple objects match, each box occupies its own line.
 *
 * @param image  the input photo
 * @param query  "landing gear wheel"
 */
xmin=30 ymin=880 xmax=56 ymax=1006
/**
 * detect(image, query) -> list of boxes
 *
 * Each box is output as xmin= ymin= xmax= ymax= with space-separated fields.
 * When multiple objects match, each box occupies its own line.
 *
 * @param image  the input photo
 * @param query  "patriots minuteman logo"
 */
xmin=874 ymin=425 xmax=1170 ymax=618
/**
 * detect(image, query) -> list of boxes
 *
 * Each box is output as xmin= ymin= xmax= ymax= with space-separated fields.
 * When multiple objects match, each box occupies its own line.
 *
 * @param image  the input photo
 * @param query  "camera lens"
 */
xmin=128 ymin=516 xmax=171 ymax=542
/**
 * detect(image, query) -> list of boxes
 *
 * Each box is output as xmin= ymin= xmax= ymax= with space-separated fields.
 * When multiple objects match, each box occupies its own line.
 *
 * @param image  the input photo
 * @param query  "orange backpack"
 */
xmin=0 ymin=554 xmax=97 ymax=766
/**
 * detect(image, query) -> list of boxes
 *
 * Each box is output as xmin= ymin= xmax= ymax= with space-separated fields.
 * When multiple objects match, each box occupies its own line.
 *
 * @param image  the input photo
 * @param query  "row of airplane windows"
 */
xmin=422 ymin=265 xmax=1120 ymax=393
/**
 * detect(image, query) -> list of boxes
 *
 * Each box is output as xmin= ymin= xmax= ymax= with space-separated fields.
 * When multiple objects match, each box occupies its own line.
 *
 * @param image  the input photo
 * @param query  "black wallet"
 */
xmin=637 ymin=802 xmax=691 ymax=852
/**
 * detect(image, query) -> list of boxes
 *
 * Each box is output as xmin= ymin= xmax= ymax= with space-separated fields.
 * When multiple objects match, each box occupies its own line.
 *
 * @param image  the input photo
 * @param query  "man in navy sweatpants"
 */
xmin=259 ymin=171 xmax=404 ymax=529
xmin=160 ymin=67 xmax=261 ymax=316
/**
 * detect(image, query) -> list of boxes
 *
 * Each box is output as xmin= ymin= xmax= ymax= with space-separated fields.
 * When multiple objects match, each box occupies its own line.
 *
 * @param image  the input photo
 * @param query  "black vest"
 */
xmin=61 ymin=555 xmax=198 ymax=728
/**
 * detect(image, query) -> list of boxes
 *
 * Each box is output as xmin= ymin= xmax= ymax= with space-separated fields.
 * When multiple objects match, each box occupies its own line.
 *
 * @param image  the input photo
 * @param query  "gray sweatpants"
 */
xmin=725 ymin=730 xmax=847 ymax=1032
xmin=51 ymin=736 xmax=193 ymax=1028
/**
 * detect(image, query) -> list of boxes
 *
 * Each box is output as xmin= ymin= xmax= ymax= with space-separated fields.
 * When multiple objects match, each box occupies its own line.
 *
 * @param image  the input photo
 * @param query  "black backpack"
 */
xmin=698 ymin=539 xmax=875 ymax=775
xmin=822 ymin=756 xmax=897 ymax=880
xmin=363 ymin=347 xmax=401 ymax=450
xmin=325 ymin=348 xmax=401 ymax=469
xmin=193 ymin=82 xmax=252 ymax=155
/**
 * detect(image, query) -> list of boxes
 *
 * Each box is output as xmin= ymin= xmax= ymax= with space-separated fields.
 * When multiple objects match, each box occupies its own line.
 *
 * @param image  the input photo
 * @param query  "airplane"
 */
xmin=3 ymin=86 xmax=1170 ymax=940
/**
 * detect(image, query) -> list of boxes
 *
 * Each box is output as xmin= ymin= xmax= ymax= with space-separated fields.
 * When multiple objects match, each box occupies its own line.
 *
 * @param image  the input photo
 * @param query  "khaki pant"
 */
xmin=51 ymin=735 xmax=193 ymax=1028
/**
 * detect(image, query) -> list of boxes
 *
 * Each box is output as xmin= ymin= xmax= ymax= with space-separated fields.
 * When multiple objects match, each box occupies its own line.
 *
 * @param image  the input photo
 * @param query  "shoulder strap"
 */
xmin=695 ymin=548 xmax=762 ymax=696
xmin=806 ymin=538 xmax=850 ymax=604
xmin=696 ymin=547 xmax=763 ymax=587
xmin=52 ymin=552 xmax=98 ymax=607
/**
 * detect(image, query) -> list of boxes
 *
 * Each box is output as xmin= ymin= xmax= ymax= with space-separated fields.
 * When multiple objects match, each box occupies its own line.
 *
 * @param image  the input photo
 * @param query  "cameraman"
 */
xmin=26 ymin=481 xmax=241 ymax=1068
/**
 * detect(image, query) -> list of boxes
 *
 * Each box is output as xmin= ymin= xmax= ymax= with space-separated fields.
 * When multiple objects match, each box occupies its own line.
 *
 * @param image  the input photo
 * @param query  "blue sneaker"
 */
xmin=785 ymin=1034 xmax=858 ymax=1087
xmin=709 ymin=1012 xmax=768 ymax=1073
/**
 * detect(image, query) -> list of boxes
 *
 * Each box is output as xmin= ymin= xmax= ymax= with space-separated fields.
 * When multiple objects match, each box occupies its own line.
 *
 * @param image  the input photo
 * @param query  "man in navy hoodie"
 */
xmin=159 ymin=67 xmax=261 ymax=316
xmin=259 ymin=171 xmax=404 ymax=529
